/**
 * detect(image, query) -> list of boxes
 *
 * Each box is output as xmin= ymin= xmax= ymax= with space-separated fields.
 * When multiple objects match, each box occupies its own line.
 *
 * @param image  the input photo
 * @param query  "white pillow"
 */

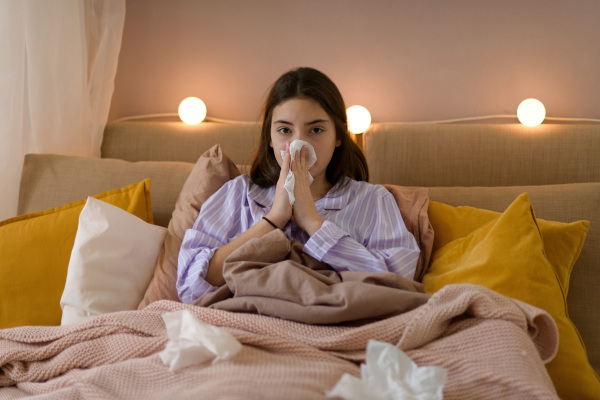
xmin=60 ymin=197 xmax=167 ymax=325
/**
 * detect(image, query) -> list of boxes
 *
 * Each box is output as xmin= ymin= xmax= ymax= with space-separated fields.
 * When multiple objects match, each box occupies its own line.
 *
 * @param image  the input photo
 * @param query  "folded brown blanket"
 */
xmin=192 ymin=229 xmax=430 ymax=324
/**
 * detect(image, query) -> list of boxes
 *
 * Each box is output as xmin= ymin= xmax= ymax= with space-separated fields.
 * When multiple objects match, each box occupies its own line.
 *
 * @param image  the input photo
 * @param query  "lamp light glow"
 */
xmin=178 ymin=97 xmax=207 ymax=125
xmin=517 ymin=98 xmax=545 ymax=127
xmin=346 ymin=105 xmax=371 ymax=134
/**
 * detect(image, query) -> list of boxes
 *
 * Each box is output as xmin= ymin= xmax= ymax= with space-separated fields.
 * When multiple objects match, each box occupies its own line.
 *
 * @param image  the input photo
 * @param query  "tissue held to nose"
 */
xmin=281 ymin=139 xmax=318 ymax=206
xmin=159 ymin=310 xmax=242 ymax=371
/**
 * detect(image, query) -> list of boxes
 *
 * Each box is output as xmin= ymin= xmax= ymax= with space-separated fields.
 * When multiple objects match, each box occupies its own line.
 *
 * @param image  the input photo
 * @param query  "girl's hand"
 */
xmin=266 ymin=142 xmax=293 ymax=228
xmin=291 ymin=145 xmax=324 ymax=235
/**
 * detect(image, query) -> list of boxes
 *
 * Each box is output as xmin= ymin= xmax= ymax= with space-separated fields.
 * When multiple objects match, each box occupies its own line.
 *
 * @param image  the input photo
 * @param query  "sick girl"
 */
xmin=177 ymin=67 xmax=419 ymax=302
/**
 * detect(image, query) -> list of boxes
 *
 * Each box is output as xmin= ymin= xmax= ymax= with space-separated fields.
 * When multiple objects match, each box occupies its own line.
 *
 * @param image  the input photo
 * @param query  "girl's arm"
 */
xmin=176 ymin=179 xmax=246 ymax=302
xmin=303 ymin=190 xmax=421 ymax=279
xmin=206 ymin=150 xmax=293 ymax=286
xmin=288 ymin=146 xmax=419 ymax=278
xmin=202 ymin=217 xmax=279 ymax=287
xmin=177 ymin=152 xmax=293 ymax=302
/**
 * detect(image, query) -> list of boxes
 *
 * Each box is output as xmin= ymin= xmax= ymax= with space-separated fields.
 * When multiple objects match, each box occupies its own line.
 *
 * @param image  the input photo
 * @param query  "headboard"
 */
xmin=364 ymin=122 xmax=600 ymax=186
xmin=101 ymin=120 xmax=261 ymax=165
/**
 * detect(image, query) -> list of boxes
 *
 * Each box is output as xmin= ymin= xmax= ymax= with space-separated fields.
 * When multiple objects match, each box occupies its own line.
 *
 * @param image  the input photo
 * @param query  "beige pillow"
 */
xmin=61 ymin=197 xmax=167 ymax=325
xmin=138 ymin=145 xmax=240 ymax=308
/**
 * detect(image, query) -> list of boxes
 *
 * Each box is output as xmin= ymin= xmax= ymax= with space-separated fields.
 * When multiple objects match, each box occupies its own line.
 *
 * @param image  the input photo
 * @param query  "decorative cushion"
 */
xmin=138 ymin=145 xmax=241 ymax=308
xmin=427 ymin=183 xmax=600 ymax=378
xmin=60 ymin=197 xmax=167 ymax=325
xmin=423 ymin=193 xmax=599 ymax=399
xmin=0 ymin=180 xmax=153 ymax=328
xmin=383 ymin=185 xmax=433 ymax=281
xmin=428 ymin=200 xmax=588 ymax=295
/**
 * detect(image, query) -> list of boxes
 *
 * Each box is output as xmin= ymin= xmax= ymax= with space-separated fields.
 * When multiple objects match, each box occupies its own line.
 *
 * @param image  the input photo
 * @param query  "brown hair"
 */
xmin=250 ymin=67 xmax=368 ymax=188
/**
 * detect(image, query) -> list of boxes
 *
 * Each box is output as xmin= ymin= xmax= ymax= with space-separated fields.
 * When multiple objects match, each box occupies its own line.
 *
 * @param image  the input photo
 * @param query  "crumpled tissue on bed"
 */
xmin=281 ymin=139 xmax=317 ymax=206
xmin=326 ymin=340 xmax=447 ymax=400
xmin=159 ymin=310 xmax=242 ymax=371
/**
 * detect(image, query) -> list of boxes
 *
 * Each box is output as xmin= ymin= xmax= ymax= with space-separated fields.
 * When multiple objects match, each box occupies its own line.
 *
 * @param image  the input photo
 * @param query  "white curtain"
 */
xmin=0 ymin=0 xmax=126 ymax=221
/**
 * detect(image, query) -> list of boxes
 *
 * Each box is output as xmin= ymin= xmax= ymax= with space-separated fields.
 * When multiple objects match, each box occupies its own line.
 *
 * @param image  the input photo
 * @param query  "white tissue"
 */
xmin=280 ymin=139 xmax=317 ymax=206
xmin=326 ymin=340 xmax=447 ymax=400
xmin=159 ymin=310 xmax=242 ymax=371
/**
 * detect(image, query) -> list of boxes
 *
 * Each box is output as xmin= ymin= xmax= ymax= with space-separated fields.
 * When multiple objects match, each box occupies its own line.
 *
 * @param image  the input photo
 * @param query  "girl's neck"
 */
xmin=311 ymin=176 xmax=332 ymax=201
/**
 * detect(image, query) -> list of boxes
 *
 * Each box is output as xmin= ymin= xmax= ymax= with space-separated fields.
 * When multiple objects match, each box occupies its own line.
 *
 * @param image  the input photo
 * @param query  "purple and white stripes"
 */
xmin=177 ymin=175 xmax=420 ymax=303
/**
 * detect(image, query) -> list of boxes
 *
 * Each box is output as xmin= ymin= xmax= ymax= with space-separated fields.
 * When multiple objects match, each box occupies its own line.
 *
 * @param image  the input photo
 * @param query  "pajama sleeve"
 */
xmin=303 ymin=188 xmax=420 ymax=279
xmin=177 ymin=178 xmax=248 ymax=302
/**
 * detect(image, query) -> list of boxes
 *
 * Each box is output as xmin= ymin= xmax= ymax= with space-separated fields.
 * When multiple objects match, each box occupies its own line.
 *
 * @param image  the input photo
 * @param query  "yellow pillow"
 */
xmin=0 ymin=179 xmax=153 ymax=328
xmin=423 ymin=193 xmax=599 ymax=399
xmin=428 ymin=200 xmax=589 ymax=295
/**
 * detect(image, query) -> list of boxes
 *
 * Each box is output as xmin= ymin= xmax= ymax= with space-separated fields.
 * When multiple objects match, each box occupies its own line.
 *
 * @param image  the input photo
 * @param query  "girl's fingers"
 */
xmin=279 ymin=142 xmax=291 ymax=178
xmin=292 ymin=145 xmax=309 ymax=174
xmin=300 ymin=146 xmax=309 ymax=168
xmin=270 ymin=143 xmax=293 ymax=226
xmin=301 ymin=145 xmax=309 ymax=161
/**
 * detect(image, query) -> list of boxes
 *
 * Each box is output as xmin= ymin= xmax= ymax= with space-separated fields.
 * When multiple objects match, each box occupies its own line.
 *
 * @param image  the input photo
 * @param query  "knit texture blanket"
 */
xmin=0 ymin=283 xmax=558 ymax=399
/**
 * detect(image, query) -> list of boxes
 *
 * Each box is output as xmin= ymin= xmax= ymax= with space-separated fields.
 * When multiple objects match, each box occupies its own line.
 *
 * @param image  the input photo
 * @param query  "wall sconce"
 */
xmin=178 ymin=97 xmax=207 ymax=125
xmin=346 ymin=105 xmax=372 ymax=134
xmin=517 ymin=98 xmax=545 ymax=127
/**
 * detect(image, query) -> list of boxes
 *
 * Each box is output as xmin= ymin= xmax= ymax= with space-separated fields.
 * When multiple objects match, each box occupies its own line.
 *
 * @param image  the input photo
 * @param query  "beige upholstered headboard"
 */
xmin=101 ymin=120 xmax=261 ymax=165
xmin=364 ymin=122 xmax=600 ymax=187
xmin=101 ymin=120 xmax=600 ymax=188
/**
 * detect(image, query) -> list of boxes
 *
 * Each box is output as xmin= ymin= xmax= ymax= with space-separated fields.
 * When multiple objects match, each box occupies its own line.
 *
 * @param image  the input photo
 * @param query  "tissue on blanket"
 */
xmin=159 ymin=310 xmax=242 ymax=371
xmin=281 ymin=139 xmax=317 ymax=206
xmin=326 ymin=340 xmax=447 ymax=400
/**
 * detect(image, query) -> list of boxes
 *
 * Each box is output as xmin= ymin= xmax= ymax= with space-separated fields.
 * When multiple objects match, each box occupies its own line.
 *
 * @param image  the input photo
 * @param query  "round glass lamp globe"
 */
xmin=346 ymin=105 xmax=372 ymax=134
xmin=517 ymin=98 xmax=545 ymax=127
xmin=178 ymin=97 xmax=207 ymax=125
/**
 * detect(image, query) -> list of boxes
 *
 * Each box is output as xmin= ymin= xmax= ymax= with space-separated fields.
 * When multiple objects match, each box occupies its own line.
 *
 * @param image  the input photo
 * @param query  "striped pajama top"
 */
xmin=177 ymin=174 xmax=420 ymax=303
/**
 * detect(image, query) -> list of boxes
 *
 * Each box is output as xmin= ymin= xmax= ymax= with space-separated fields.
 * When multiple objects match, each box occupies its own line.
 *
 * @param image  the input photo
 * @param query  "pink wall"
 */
xmin=108 ymin=0 xmax=600 ymax=123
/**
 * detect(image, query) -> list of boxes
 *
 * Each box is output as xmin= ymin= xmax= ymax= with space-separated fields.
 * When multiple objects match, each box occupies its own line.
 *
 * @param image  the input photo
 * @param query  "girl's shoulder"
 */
xmin=343 ymin=178 xmax=392 ymax=198
xmin=223 ymin=174 xmax=273 ymax=205
xmin=220 ymin=174 xmax=251 ymax=191
xmin=232 ymin=173 xmax=251 ymax=185
xmin=329 ymin=178 xmax=395 ymax=209
xmin=206 ymin=174 xmax=252 ymax=202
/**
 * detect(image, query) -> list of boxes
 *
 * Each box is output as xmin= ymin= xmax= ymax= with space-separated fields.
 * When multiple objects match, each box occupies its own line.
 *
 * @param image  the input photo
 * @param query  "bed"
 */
xmin=1 ymin=119 xmax=599 ymax=399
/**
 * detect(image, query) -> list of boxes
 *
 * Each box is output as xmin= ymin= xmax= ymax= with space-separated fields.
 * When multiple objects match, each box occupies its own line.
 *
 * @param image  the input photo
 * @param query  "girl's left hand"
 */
xmin=291 ymin=145 xmax=324 ymax=236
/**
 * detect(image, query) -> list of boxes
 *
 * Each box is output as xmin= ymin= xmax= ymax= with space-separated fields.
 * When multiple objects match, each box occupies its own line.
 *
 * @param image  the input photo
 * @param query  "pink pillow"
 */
xmin=138 ymin=145 xmax=240 ymax=308
xmin=383 ymin=185 xmax=433 ymax=282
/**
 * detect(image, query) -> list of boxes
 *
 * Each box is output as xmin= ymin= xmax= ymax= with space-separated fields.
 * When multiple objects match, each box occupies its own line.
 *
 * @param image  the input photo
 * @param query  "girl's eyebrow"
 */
xmin=305 ymin=119 xmax=329 ymax=126
xmin=273 ymin=119 xmax=329 ymax=126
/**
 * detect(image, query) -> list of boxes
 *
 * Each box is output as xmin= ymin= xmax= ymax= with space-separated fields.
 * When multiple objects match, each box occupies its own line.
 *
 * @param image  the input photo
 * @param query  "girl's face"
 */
xmin=270 ymin=97 xmax=341 ymax=186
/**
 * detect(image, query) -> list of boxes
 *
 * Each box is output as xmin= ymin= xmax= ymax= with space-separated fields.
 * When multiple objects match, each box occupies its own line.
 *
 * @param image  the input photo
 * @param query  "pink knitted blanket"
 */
xmin=0 ymin=284 xmax=558 ymax=399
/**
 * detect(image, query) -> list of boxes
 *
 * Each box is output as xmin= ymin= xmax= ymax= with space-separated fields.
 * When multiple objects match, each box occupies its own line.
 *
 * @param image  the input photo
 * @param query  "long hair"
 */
xmin=250 ymin=67 xmax=368 ymax=188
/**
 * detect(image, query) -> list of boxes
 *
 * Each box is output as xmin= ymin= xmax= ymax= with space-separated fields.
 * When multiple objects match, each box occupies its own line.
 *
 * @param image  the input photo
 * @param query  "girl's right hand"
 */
xmin=266 ymin=141 xmax=292 ymax=228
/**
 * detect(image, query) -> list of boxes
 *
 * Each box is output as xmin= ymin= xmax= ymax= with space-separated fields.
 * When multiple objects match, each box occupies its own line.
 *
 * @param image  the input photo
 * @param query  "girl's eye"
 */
xmin=277 ymin=127 xmax=292 ymax=134
xmin=310 ymin=127 xmax=324 ymax=134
